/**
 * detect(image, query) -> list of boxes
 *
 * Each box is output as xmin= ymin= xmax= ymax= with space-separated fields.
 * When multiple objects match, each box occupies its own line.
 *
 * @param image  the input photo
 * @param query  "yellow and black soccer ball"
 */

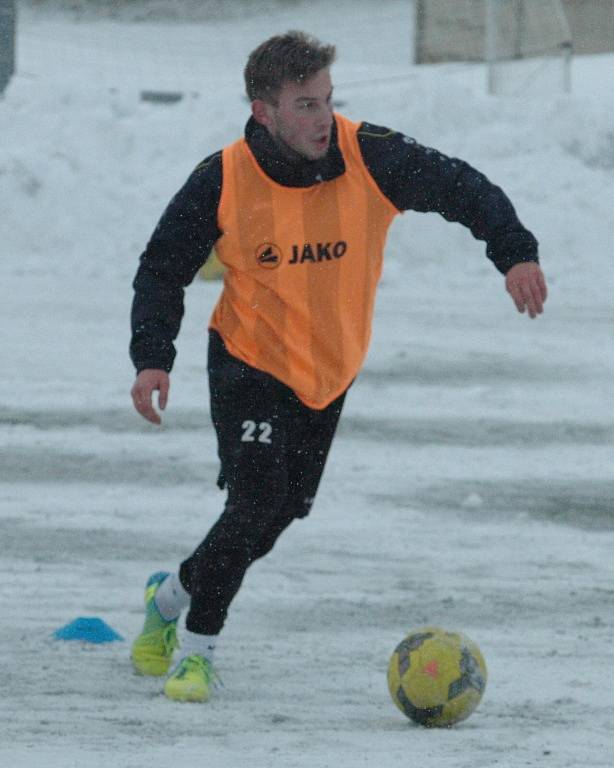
xmin=387 ymin=626 xmax=487 ymax=727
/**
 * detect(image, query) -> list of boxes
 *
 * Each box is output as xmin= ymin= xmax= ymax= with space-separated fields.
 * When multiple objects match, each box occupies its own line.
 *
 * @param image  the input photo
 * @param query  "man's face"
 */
xmin=254 ymin=68 xmax=334 ymax=161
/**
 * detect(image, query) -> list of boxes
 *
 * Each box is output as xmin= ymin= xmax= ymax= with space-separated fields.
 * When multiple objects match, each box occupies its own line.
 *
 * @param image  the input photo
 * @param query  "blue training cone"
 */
xmin=53 ymin=617 xmax=124 ymax=644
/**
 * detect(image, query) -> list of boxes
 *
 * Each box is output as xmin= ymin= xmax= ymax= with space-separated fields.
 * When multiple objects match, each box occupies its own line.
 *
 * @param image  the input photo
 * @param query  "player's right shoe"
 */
xmin=131 ymin=571 xmax=179 ymax=676
xmin=164 ymin=655 xmax=218 ymax=702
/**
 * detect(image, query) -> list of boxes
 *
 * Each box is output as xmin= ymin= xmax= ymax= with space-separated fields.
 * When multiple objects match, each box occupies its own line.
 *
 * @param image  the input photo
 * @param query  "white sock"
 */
xmin=179 ymin=630 xmax=217 ymax=663
xmin=154 ymin=573 xmax=190 ymax=621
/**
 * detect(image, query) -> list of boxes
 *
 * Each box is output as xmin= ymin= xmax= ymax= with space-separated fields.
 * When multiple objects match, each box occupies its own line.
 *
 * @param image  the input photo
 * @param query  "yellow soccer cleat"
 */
xmin=131 ymin=572 xmax=179 ymax=676
xmin=164 ymin=655 xmax=218 ymax=703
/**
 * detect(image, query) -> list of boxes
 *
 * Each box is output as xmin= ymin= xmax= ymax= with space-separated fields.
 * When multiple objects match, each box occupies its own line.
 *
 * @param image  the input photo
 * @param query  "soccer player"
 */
xmin=129 ymin=31 xmax=547 ymax=702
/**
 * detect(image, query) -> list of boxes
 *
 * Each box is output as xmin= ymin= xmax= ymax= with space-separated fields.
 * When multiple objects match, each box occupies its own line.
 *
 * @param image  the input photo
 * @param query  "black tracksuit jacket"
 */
xmin=130 ymin=116 xmax=539 ymax=374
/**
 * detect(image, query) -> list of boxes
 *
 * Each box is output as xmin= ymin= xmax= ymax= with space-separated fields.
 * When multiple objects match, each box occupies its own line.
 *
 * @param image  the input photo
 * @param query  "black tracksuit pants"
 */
xmin=179 ymin=331 xmax=346 ymax=635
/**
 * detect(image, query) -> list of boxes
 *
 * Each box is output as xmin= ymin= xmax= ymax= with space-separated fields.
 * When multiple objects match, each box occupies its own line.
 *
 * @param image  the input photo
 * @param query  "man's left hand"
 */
xmin=505 ymin=262 xmax=548 ymax=318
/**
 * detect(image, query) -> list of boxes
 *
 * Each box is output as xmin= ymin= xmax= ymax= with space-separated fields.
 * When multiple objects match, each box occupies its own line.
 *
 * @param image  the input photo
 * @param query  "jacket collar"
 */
xmin=244 ymin=115 xmax=345 ymax=188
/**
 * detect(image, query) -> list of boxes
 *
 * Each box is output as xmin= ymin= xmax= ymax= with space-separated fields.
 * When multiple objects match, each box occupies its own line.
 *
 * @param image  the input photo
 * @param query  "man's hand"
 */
xmin=131 ymin=369 xmax=170 ymax=425
xmin=505 ymin=262 xmax=548 ymax=318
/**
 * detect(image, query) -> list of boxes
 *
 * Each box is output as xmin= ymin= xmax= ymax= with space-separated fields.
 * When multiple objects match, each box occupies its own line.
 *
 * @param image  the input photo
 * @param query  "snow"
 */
xmin=2 ymin=1 xmax=614 ymax=766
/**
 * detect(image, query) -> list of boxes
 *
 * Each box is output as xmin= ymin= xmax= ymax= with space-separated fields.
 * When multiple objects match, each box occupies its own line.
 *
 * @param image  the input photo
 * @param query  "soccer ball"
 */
xmin=387 ymin=626 xmax=487 ymax=727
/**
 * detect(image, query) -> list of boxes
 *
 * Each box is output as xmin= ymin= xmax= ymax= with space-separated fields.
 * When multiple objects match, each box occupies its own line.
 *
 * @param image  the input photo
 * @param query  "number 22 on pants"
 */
xmin=241 ymin=420 xmax=273 ymax=444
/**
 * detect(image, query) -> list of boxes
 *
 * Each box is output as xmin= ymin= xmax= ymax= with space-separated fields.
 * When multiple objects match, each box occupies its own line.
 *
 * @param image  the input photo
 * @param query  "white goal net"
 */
xmin=486 ymin=0 xmax=572 ymax=95
xmin=415 ymin=0 xmax=576 ymax=95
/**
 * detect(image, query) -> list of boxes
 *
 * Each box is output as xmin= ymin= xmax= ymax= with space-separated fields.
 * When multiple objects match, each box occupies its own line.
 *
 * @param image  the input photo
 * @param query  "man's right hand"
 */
xmin=131 ymin=369 xmax=170 ymax=425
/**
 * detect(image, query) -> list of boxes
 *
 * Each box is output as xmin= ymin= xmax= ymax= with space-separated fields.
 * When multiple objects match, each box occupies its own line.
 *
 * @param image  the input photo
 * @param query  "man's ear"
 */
xmin=252 ymin=99 xmax=272 ymax=127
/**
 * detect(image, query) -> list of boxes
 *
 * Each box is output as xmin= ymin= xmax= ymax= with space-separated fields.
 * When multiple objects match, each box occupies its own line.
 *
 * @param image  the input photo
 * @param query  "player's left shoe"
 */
xmin=164 ymin=655 xmax=218 ymax=702
xmin=131 ymin=571 xmax=179 ymax=676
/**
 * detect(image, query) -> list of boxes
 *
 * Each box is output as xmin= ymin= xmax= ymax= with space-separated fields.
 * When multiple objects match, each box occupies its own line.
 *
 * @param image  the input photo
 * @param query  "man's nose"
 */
xmin=317 ymin=105 xmax=333 ymax=129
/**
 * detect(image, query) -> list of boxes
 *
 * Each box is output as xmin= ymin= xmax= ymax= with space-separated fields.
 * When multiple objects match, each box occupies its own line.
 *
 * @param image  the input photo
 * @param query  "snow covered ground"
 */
xmin=2 ymin=2 xmax=614 ymax=766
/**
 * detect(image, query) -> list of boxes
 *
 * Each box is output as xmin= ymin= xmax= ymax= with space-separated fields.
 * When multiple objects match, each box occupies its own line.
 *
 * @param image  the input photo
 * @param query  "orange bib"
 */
xmin=210 ymin=114 xmax=399 ymax=409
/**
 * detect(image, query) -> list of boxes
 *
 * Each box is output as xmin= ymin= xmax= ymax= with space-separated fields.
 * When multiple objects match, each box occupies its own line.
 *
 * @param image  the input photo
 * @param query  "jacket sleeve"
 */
xmin=130 ymin=151 xmax=223 ymax=373
xmin=357 ymin=123 xmax=538 ymax=274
